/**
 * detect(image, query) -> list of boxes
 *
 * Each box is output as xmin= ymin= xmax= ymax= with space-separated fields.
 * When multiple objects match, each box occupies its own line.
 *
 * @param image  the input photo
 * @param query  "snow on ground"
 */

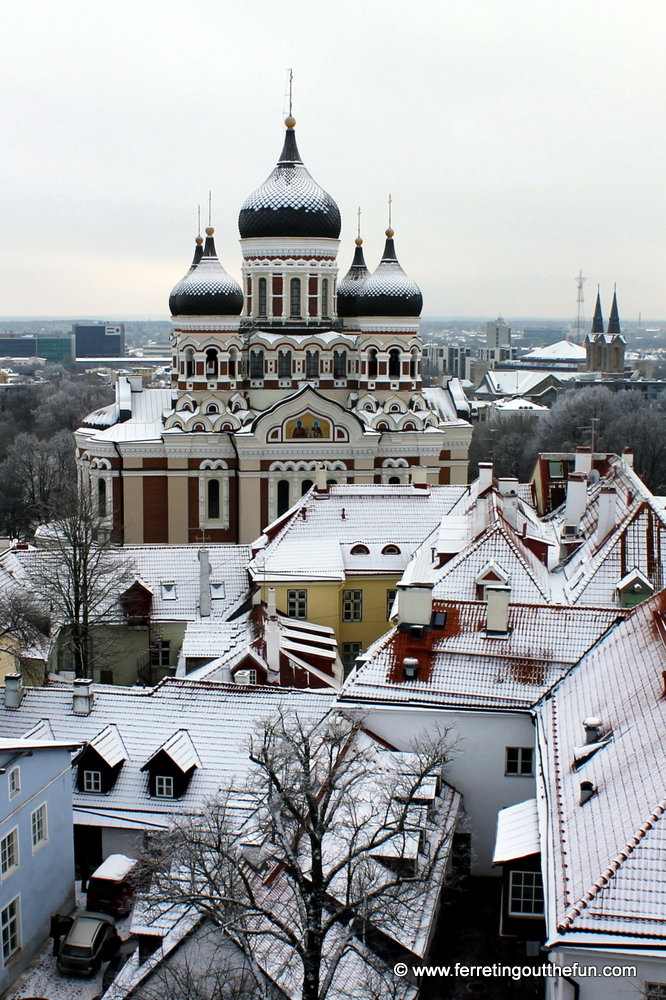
xmin=7 ymin=884 xmax=132 ymax=1000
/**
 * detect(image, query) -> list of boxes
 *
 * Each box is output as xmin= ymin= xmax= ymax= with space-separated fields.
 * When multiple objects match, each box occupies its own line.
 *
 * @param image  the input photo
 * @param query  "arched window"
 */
xmin=258 ymin=277 xmax=267 ymax=317
xmin=98 ymin=478 xmax=107 ymax=518
xmin=184 ymin=348 xmax=194 ymax=378
xmin=388 ymin=348 xmax=401 ymax=378
xmin=301 ymin=479 xmax=314 ymax=496
xmin=250 ymin=350 xmax=264 ymax=379
xmin=382 ymin=544 xmax=401 ymax=555
xmin=326 ymin=479 xmax=337 ymax=486
xmin=278 ymin=350 xmax=292 ymax=378
xmin=193 ymin=423 xmax=206 ymax=432
xmin=206 ymin=403 xmax=219 ymax=414
xmin=389 ymin=404 xmax=401 ymax=413
xmin=207 ymin=479 xmax=220 ymax=520
xmin=368 ymin=348 xmax=378 ymax=379
xmin=321 ymin=277 xmax=329 ymax=317
xmin=306 ymin=350 xmax=319 ymax=379
xmin=205 ymin=348 xmax=218 ymax=377
xmin=290 ymin=277 xmax=301 ymax=318
xmin=388 ymin=476 xmax=400 ymax=484
xmin=228 ymin=347 xmax=237 ymax=379
xmin=410 ymin=347 xmax=419 ymax=379
xmin=403 ymin=422 xmax=416 ymax=431
xmin=221 ymin=423 xmax=233 ymax=431
xmin=350 ymin=544 xmax=370 ymax=555
xmin=277 ymin=480 xmax=290 ymax=517
xmin=377 ymin=422 xmax=389 ymax=431
xmin=333 ymin=350 xmax=347 ymax=379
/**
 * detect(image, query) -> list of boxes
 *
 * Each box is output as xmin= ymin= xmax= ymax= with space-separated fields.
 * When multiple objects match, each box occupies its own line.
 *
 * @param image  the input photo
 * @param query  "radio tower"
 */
xmin=573 ymin=269 xmax=587 ymax=343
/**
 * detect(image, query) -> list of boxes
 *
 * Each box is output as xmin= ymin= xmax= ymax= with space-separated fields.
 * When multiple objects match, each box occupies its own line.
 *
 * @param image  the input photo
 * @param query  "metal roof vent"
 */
xmin=579 ymin=780 xmax=596 ymax=805
xmin=403 ymin=657 xmax=419 ymax=680
xmin=3 ymin=673 xmax=23 ymax=710
xmin=583 ymin=716 xmax=603 ymax=744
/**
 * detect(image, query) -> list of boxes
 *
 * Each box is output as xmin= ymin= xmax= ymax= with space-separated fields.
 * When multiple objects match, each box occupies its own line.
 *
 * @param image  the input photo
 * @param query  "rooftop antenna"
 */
xmin=357 ymin=206 xmax=362 ymax=240
xmin=208 ymin=191 xmax=212 ymax=228
xmin=388 ymin=193 xmax=393 ymax=232
xmin=574 ymin=268 xmax=587 ymax=343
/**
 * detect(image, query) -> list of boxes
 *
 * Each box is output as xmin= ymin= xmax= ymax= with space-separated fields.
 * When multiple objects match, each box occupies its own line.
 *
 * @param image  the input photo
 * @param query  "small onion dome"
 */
xmin=356 ymin=231 xmax=423 ymax=317
xmin=189 ymin=235 xmax=204 ymax=271
xmin=169 ymin=228 xmax=243 ymax=316
xmin=337 ymin=238 xmax=370 ymax=318
xmin=238 ymin=119 xmax=341 ymax=240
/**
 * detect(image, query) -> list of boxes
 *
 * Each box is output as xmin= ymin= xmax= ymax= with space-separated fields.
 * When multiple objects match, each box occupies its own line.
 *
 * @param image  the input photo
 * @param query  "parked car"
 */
xmin=86 ymin=853 xmax=140 ymax=917
xmin=57 ymin=911 xmax=119 ymax=976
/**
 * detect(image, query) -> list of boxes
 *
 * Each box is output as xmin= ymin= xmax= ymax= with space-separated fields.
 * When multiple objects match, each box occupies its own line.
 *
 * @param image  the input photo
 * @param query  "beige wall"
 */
xmin=123 ymin=476 xmax=144 ymax=544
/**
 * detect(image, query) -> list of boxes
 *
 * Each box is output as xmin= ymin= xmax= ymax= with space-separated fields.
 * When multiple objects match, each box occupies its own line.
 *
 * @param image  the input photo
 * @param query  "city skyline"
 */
xmin=2 ymin=0 xmax=666 ymax=319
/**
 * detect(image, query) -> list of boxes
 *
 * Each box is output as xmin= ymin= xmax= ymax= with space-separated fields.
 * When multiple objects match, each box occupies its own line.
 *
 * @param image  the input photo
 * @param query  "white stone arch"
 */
xmin=228 ymin=391 xmax=248 ymax=413
xmin=358 ymin=393 xmax=380 ymax=413
xmin=384 ymin=394 xmax=407 ymax=414
xmin=381 ymin=457 xmax=410 ymax=485
xmin=211 ymin=413 xmax=242 ymax=433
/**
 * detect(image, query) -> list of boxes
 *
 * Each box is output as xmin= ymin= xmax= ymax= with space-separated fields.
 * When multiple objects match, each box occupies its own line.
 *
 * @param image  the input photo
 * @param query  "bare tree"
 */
xmin=143 ymin=710 xmax=455 ymax=1000
xmin=0 ymin=588 xmax=51 ymax=664
xmin=27 ymin=491 xmax=134 ymax=678
xmin=0 ymin=431 xmax=76 ymax=536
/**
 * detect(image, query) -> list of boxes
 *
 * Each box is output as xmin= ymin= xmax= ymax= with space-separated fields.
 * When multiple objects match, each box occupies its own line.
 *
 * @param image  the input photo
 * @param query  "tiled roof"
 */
xmin=537 ymin=590 xmax=666 ymax=946
xmin=0 ymin=679 xmax=335 ymax=828
xmin=251 ymin=485 xmax=468 ymax=582
xmin=340 ymin=600 xmax=626 ymax=711
xmin=143 ymin=728 xmax=201 ymax=772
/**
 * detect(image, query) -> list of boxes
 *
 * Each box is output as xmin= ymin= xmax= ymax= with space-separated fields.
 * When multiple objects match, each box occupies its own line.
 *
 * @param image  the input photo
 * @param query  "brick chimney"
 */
xmin=596 ymin=487 xmax=617 ymax=543
xmin=72 ymin=679 xmax=94 ymax=716
xmin=574 ymin=446 xmax=592 ymax=476
xmin=3 ymin=674 xmax=24 ymax=709
xmin=486 ymin=585 xmax=511 ymax=635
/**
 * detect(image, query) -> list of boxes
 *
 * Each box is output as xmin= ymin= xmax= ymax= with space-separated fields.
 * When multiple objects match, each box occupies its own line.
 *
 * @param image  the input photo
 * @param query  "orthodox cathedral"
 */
xmin=77 ymin=116 xmax=472 ymax=544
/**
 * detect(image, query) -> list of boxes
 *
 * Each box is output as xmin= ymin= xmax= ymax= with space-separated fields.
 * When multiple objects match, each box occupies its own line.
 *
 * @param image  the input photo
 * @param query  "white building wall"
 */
xmin=546 ymin=948 xmax=666 ymax=1000
xmin=352 ymin=705 xmax=536 ymax=874
xmin=102 ymin=827 xmax=145 ymax=860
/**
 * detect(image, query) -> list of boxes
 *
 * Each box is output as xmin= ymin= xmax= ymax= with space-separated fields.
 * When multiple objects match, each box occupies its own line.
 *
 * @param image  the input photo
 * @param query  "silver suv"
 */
xmin=57 ymin=910 xmax=119 ymax=976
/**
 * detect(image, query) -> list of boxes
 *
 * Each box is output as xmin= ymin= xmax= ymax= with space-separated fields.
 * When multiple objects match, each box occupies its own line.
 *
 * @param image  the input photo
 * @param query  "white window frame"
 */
xmin=31 ymin=803 xmax=48 ymax=852
xmin=1 ymin=895 xmax=20 ymax=963
xmin=83 ymin=770 xmax=102 ymax=793
xmin=342 ymin=589 xmax=363 ymax=622
xmin=505 ymin=746 xmax=534 ymax=776
xmin=8 ymin=767 xmax=20 ymax=799
xmin=155 ymin=775 xmax=174 ymax=799
xmin=287 ymin=589 xmax=307 ymax=619
xmin=508 ymin=870 xmax=544 ymax=917
xmin=1 ymin=828 xmax=19 ymax=879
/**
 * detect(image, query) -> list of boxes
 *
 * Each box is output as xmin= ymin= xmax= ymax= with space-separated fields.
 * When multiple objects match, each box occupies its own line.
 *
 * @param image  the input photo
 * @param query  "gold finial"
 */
xmin=385 ymin=228 xmax=394 ymax=238
xmin=355 ymin=237 xmax=363 ymax=246
xmin=196 ymin=236 xmax=204 ymax=245
xmin=285 ymin=115 xmax=296 ymax=129
xmin=205 ymin=226 xmax=214 ymax=236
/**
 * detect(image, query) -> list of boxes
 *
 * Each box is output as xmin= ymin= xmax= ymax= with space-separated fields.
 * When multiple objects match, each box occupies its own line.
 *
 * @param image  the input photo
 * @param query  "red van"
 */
xmin=86 ymin=854 xmax=140 ymax=917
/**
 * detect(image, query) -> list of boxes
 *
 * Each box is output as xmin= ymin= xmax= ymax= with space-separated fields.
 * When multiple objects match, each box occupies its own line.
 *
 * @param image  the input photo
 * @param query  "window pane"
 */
xmin=1 ymin=899 xmax=19 ymax=961
xmin=509 ymin=871 xmax=544 ymax=915
xmin=287 ymin=589 xmax=307 ymax=619
xmin=1 ymin=831 xmax=17 ymax=874
xmin=290 ymin=277 xmax=301 ymax=317
xmin=343 ymin=590 xmax=362 ymax=622
xmin=207 ymin=479 xmax=220 ymax=520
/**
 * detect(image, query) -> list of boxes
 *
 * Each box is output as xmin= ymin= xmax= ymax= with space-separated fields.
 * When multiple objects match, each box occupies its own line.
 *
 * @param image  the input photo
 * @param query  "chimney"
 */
xmin=486 ymin=585 xmax=511 ymax=634
xmin=73 ymin=678 xmax=94 ymax=716
xmin=596 ymin=488 xmax=617 ymax=542
xmin=623 ymin=447 xmax=634 ymax=469
xmin=574 ymin=447 xmax=593 ymax=476
xmin=579 ymin=780 xmax=596 ymax=805
xmin=478 ymin=462 xmax=493 ymax=491
xmin=411 ymin=466 xmax=428 ymax=489
xmin=265 ymin=588 xmax=281 ymax=682
xmin=403 ymin=657 xmax=419 ymax=680
xmin=199 ymin=549 xmax=211 ymax=617
xmin=4 ymin=673 xmax=24 ymax=709
xmin=583 ymin=717 xmax=602 ymax=744
xmin=396 ymin=583 xmax=433 ymax=628
xmin=474 ymin=496 xmax=489 ymax=535
xmin=498 ymin=480 xmax=519 ymax=528
xmin=314 ymin=462 xmax=329 ymax=496
xmin=564 ymin=472 xmax=588 ymax=530
xmin=497 ymin=476 xmax=519 ymax=497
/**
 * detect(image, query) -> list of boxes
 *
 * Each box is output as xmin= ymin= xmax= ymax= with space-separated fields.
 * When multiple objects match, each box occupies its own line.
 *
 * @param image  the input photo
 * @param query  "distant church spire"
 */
xmin=607 ymin=286 xmax=621 ymax=334
xmin=591 ymin=288 xmax=604 ymax=333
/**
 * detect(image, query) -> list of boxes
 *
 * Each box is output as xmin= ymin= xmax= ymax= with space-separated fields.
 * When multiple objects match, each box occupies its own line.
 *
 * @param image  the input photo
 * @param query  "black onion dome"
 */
xmin=238 ymin=124 xmax=341 ymax=239
xmin=337 ymin=240 xmax=370 ymax=318
xmin=356 ymin=232 xmax=423 ymax=317
xmin=169 ymin=230 xmax=243 ymax=316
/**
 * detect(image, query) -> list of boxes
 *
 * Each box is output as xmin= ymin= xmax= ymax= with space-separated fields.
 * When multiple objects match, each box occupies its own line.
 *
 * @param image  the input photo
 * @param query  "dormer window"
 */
xmin=350 ymin=544 xmax=370 ymax=555
xmin=211 ymin=583 xmax=225 ymax=599
xmin=382 ymin=544 xmax=401 ymax=555
xmin=161 ymin=582 xmax=177 ymax=600
xmin=617 ymin=568 xmax=654 ymax=608
xmin=75 ymin=725 xmax=127 ymax=794
xmin=83 ymin=770 xmax=102 ymax=792
xmin=142 ymin=730 xmax=199 ymax=801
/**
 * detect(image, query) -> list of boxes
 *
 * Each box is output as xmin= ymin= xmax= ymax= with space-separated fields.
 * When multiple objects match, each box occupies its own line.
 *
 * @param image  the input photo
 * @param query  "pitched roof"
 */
xmin=537 ymin=590 xmax=666 ymax=946
xmin=340 ymin=599 xmax=626 ymax=711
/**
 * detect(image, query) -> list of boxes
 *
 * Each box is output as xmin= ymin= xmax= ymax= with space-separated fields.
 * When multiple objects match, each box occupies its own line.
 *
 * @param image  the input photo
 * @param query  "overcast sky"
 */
xmin=2 ymin=0 xmax=666 ymax=321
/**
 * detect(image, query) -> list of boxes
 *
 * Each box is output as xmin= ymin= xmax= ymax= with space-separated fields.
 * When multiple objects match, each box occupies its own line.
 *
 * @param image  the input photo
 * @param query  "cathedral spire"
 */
xmin=607 ymin=286 xmax=621 ymax=334
xmin=591 ymin=288 xmax=604 ymax=334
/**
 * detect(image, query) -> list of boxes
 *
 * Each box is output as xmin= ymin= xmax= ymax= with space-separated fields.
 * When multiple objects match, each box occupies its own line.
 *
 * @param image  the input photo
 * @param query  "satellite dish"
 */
xmin=588 ymin=469 xmax=600 ymax=484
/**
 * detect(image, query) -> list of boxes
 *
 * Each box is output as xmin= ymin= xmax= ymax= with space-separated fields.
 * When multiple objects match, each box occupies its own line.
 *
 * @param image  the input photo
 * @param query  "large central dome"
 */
xmin=238 ymin=120 xmax=341 ymax=240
